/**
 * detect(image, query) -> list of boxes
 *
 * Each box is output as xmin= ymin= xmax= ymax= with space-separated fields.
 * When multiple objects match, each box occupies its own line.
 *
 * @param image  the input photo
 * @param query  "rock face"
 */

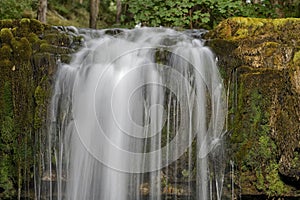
xmin=0 ymin=18 xmax=82 ymax=199
xmin=206 ymin=17 xmax=300 ymax=197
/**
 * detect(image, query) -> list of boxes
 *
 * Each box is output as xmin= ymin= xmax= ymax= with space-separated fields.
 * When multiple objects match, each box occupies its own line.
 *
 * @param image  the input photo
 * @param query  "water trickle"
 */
xmin=40 ymin=27 xmax=227 ymax=200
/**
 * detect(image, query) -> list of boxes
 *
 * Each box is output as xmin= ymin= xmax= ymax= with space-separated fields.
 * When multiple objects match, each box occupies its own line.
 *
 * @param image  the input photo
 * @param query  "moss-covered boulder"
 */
xmin=206 ymin=17 xmax=300 ymax=198
xmin=0 ymin=18 xmax=81 ymax=199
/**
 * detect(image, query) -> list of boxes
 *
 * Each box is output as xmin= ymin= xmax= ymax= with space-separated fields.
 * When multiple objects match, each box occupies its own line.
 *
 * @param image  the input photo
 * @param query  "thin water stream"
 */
xmin=39 ymin=27 xmax=227 ymax=200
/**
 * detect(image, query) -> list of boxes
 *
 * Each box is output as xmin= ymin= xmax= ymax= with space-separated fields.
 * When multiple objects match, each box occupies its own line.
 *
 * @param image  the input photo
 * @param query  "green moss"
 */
xmin=293 ymin=51 xmax=300 ymax=65
xmin=262 ymin=42 xmax=280 ymax=57
xmin=207 ymin=17 xmax=300 ymax=197
xmin=11 ymin=37 xmax=32 ymax=61
xmin=44 ymin=33 xmax=72 ymax=47
xmin=19 ymin=18 xmax=31 ymax=35
xmin=60 ymin=54 xmax=72 ymax=63
xmin=34 ymin=82 xmax=49 ymax=129
xmin=34 ymin=85 xmax=46 ymax=106
xmin=228 ymin=71 xmax=295 ymax=196
xmin=291 ymin=151 xmax=299 ymax=169
xmin=0 ymin=81 xmax=16 ymax=199
xmin=27 ymin=32 xmax=39 ymax=43
xmin=2 ymin=82 xmax=13 ymax=117
xmin=28 ymin=33 xmax=44 ymax=54
xmin=0 ymin=28 xmax=14 ymax=44
xmin=29 ymin=19 xmax=45 ymax=34
xmin=0 ymin=45 xmax=12 ymax=60
xmin=1 ymin=116 xmax=15 ymax=144
xmin=40 ymin=42 xmax=73 ymax=54
xmin=0 ymin=18 xmax=75 ymax=199
xmin=0 ymin=59 xmax=13 ymax=69
xmin=234 ymin=28 xmax=248 ymax=39
xmin=0 ymin=19 xmax=13 ymax=29
xmin=34 ymin=86 xmax=46 ymax=130
xmin=11 ymin=27 xmax=17 ymax=36
xmin=0 ymin=154 xmax=16 ymax=199
xmin=207 ymin=17 xmax=300 ymax=41
xmin=255 ymin=162 xmax=289 ymax=196
xmin=265 ymin=163 xmax=289 ymax=196
xmin=255 ymin=169 xmax=265 ymax=191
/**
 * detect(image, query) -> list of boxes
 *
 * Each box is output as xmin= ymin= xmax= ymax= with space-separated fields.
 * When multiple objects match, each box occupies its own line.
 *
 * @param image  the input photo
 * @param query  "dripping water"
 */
xmin=38 ymin=27 xmax=227 ymax=200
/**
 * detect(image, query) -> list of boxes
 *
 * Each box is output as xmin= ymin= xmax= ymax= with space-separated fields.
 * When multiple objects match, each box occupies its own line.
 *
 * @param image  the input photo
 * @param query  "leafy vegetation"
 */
xmin=0 ymin=0 xmax=37 ymax=19
xmin=0 ymin=0 xmax=299 ymax=28
xmin=122 ymin=0 xmax=299 ymax=28
xmin=122 ymin=0 xmax=240 ymax=28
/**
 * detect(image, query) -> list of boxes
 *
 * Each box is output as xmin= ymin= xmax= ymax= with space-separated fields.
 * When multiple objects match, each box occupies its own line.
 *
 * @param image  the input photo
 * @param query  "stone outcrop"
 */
xmin=205 ymin=17 xmax=300 ymax=197
xmin=0 ymin=18 xmax=82 ymax=199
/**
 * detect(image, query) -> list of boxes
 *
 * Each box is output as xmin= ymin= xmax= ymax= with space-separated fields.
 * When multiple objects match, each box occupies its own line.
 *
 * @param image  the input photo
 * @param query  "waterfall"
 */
xmin=40 ymin=27 xmax=227 ymax=200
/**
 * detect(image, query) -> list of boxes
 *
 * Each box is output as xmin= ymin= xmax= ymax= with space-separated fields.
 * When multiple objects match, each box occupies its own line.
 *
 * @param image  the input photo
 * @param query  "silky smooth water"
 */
xmin=39 ymin=27 xmax=227 ymax=200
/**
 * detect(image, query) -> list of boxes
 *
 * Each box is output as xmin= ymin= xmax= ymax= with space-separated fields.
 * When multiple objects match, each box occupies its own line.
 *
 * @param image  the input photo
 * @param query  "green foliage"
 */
xmin=0 ymin=0 xmax=35 ymax=20
xmin=122 ymin=0 xmax=287 ymax=29
xmin=123 ymin=0 xmax=242 ymax=28
xmin=239 ymin=1 xmax=278 ymax=18
xmin=0 ymin=0 xmax=298 ymax=28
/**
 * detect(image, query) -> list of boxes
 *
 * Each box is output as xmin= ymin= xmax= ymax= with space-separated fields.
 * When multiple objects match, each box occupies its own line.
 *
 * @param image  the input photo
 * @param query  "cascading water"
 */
xmin=40 ymin=27 xmax=227 ymax=200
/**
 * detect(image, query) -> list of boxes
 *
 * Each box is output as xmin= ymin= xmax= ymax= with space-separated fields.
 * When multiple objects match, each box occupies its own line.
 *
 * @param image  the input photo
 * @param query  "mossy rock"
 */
xmin=39 ymin=42 xmax=74 ymax=54
xmin=206 ymin=17 xmax=300 ymax=71
xmin=0 ymin=28 xmax=13 ymax=44
xmin=43 ymin=33 xmax=72 ymax=47
xmin=230 ymin=69 xmax=296 ymax=196
xmin=206 ymin=17 xmax=300 ymax=41
xmin=0 ymin=45 xmax=12 ymax=60
xmin=0 ymin=19 xmax=15 ymax=29
xmin=0 ymin=18 xmax=82 ymax=199
xmin=11 ymin=37 xmax=32 ymax=61
xmin=29 ymin=19 xmax=46 ymax=34
xmin=206 ymin=17 xmax=300 ymax=198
